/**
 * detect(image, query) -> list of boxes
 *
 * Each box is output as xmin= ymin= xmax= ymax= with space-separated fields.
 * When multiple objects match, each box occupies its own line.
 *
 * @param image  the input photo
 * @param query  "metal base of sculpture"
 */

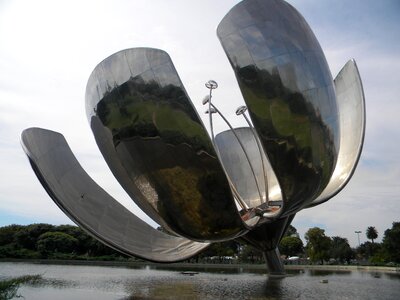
xmin=264 ymin=248 xmax=285 ymax=276
xmin=22 ymin=0 xmax=365 ymax=274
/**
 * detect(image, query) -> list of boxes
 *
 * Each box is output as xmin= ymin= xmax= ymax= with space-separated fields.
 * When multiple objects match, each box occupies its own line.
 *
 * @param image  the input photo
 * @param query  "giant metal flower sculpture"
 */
xmin=21 ymin=0 xmax=365 ymax=274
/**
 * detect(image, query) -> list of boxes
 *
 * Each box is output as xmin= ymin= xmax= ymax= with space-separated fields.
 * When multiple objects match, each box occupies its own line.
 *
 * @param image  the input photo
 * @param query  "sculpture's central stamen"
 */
xmin=203 ymin=80 xmax=276 ymax=218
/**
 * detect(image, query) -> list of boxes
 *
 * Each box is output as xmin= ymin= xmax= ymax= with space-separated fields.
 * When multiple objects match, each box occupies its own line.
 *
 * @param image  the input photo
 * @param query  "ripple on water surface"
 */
xmin=1 ymin=262 xmax=399 ymax=300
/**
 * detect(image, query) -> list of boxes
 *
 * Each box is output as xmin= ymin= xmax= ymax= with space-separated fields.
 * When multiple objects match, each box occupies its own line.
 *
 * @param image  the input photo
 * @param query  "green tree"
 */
xmin=356 ymin=241 xmax=381 ymax=260
xmin=279 ymin=236 xmax=303 ymax=257
xmin=86 ymin=239 xmax=122 ymax=257
xmin=55 ymin=225 xmax=94 ymax=255
xmin=238 ymin=244 xmax=263 ymax=263
xmin=0 ymin=224 xmax=23 ymax=246
xmin=36 ymin=232 xmax=78 ymax=255
xmin=0 ymin=224 xmax=126 ymax=260
xmin=284 ymin=225 xmax=298 ymax=237
xmin=14 ymin=224 xmax=55 ymax=250
xmin=305 ymin=227 xmax=332 ymax=264
xmin=200 ymin=241 xmax=238 ymax=260
xmin=366 ymin=226 xmax=378 ymax=243
xmin=382 ymin=222 xmax=400 ymax=263
xmin=330 ymin=236 xmax=354 ymax=264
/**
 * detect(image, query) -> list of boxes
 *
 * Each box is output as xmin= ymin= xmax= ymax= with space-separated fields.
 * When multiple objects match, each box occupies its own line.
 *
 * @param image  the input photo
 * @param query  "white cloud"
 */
xmin=295 ymin=163 xmax=400 ymax=247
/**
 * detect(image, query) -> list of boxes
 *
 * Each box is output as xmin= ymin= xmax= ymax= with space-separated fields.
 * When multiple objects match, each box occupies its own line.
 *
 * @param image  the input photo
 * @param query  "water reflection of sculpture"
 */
xmin=21 ymin=0 xmax=365 ymax=275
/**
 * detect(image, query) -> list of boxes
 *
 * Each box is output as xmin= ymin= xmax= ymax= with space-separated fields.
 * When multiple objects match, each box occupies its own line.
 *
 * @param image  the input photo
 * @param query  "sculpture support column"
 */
xmin=263 ymin=248 xmax=285 ymax=276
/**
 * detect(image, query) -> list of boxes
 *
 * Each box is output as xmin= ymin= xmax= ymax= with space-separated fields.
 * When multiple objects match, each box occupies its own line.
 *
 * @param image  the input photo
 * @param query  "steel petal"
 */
xmin=86 ymin=48 xmax=248 ymax=241
xmin=217 ymin=0 xmax=339 ymax=214
xmin=21 ymin=128 xmax=209 ymax=262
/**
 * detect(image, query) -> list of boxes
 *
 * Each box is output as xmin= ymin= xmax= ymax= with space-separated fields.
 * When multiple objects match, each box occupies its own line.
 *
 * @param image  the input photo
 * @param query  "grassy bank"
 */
xmin=0 ymin=275 xmax=42 ymax=300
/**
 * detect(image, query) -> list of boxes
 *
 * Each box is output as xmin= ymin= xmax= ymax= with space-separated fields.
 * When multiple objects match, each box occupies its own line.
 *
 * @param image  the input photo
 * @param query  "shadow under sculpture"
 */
xmin=21 ymin=0 xmax=365 ymax=275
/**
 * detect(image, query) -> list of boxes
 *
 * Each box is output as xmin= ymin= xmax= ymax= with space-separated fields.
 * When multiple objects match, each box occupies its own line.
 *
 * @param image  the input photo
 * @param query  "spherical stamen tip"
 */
xmin=205 ymin=80 xmax=218 ymax=89
xmin=235 ymin=105 xmax=248 ymax=115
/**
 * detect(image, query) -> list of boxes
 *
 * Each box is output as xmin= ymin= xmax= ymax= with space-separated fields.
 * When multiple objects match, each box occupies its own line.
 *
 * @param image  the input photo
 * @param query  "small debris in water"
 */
xmin=320 ymin=279 xmax=328 ymax=283
xmin=181 ymin=271 xmax=198 ymax=276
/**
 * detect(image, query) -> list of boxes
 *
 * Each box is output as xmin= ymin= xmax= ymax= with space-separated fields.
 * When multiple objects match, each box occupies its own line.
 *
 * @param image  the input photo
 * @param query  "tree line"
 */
xmin=302 ymin=223 xmax=399 ymax=265
xmin=258 ymin=223 xmax=399 ymax=265
xmin=0 ymin=224 xmax=128 ymax=261
xmin=0 ymin=222 xmax=399 ymax=265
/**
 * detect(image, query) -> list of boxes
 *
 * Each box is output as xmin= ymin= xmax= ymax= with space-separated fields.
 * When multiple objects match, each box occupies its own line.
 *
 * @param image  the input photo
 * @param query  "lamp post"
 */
xmin=355 ymin=230 xmax=362 ymax=247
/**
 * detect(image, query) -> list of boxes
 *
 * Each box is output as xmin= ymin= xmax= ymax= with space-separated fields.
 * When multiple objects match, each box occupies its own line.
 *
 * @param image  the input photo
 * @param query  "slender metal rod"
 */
xmin=205 ymin=80 xmax=217 ymax=145
xmin=210 ymin=131 xmax=248 ymax=210
xmin=210 ymin=103 xmax=264 ymax=205
xmin=242 ymin=113 xmax=269 ymax=205
xmin=204 ymin=87 xmax=247 ymax=211
xmin=208 ymin=88 xmax=215 ymax=145
xmin=207 ymin=112 xmax=247 ymax=210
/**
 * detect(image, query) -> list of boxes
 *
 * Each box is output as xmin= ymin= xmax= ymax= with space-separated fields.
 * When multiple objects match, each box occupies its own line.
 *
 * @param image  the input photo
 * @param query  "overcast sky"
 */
xmin=0 ymin=0 xmax=399 ymax=247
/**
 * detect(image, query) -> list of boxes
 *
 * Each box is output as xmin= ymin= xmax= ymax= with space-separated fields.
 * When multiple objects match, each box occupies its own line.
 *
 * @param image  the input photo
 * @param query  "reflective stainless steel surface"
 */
xmin=217 ymin=0 xmax=340 ymax=214
xmin=21 ymin=128 xmax=209 ymax=262
xmin=236 ymin=105 xmax=269 ymax=207
xmin=308 ymin=59 xmax=365 ymax=207
xmin=215 ymin=127 xmax=282 ymax=215
xmin=206 ymin=98 xmax=265 ymax=218
xmin=21 ymin=0 xmax=365 ymax=276
xmin=86 ymin=48 xmax=247 ymax=241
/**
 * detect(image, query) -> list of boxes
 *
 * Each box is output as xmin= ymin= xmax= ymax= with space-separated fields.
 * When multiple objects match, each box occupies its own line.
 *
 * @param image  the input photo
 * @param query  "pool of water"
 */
xmin=1 ymin=262 xmax=399 ymax=299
